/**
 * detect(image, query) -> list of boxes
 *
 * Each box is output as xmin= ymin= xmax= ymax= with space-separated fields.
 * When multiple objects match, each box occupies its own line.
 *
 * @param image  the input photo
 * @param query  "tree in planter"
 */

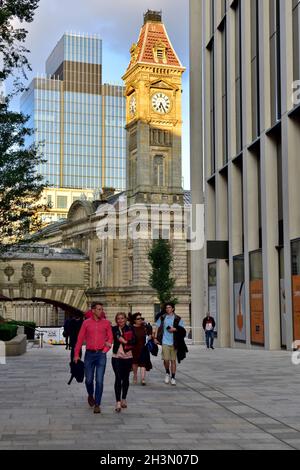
xmin=148 ymin=238 xmax=177 ymax=305
xmin=0 ymin=0 xmax=47 ymax=245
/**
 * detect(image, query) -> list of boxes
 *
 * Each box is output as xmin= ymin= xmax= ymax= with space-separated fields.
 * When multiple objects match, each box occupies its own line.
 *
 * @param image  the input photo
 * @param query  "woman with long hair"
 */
xmin=111 ymin=313 xmax=136 ymax=412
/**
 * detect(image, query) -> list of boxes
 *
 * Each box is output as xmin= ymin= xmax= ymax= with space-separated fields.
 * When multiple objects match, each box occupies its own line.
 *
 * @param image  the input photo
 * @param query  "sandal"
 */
xmin=141 ymin=380 xmax=146 ymax=386
xmin=121 ymin=400 xmax=127 ymax=408
xmin=115 ymin=402 xmax=121 ymax=413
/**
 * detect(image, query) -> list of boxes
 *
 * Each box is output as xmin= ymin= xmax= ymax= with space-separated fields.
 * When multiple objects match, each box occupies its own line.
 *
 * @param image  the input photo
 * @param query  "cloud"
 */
xmin=19 ymin=0 xmax=190 ymax=189
xmin=24 ymin=0 xmax=189 ymax=78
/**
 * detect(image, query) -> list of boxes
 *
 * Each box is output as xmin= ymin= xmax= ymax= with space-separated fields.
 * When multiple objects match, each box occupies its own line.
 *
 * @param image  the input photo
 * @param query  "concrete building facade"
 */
xmin=191 ymin=0 xmax=300 ymax=350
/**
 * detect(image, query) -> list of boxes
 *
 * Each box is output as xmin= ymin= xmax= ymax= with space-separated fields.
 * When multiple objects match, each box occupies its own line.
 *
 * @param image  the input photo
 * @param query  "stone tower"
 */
xmin=122 ymin=10 xmax=186 ymax=206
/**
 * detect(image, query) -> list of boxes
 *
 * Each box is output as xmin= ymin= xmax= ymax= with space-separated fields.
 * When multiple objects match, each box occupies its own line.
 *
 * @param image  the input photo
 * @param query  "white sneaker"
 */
xmin=171 ymin=378 xmax=176 ymax=386
xmin=164 ymin=374 xmax=170 ymax=384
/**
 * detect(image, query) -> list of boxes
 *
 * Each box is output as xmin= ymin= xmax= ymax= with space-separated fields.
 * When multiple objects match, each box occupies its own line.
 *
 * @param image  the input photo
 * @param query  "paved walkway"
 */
xmin=0 ymin=344 xmax=300 ymax=450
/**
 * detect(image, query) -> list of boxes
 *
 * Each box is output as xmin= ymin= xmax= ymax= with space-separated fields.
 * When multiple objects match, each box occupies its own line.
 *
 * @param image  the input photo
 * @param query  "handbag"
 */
xmin=146 ymin=338 xmax=158 ymax=356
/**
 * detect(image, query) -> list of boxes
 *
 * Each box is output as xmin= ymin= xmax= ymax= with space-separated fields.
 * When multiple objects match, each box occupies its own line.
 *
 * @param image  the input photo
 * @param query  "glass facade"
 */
xmin=21 ymin=33 xmax=126 ymax=191
xmin=103 ymin=85 xmax=126 ymax=190
xmin=63 ymin=91 xmax=102 ymax=188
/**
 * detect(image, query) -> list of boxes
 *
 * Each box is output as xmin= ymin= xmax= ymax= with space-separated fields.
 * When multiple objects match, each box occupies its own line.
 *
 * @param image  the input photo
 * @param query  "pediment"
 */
xmin=150 ymin=80 xmax=176 ymax=91
xmin=68 ymin=200 xmax=95 ymax=222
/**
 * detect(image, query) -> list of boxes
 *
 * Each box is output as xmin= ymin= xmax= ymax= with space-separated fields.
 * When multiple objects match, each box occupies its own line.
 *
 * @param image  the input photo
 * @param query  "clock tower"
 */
xmin=122 ymin=10 xmax=186 ymax=205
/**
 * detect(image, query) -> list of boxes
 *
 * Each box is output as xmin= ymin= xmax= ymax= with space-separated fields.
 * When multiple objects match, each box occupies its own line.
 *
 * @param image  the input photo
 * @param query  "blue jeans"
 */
xmin=205 ymin=330 xmax=214 ymax=348
xmin=84 ymin=351 xmax=107 ymax=406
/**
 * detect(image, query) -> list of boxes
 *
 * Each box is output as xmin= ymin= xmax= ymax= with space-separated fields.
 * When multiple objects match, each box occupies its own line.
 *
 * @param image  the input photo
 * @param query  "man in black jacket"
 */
xmin=202 ymin=312 xmax=216 ymax=349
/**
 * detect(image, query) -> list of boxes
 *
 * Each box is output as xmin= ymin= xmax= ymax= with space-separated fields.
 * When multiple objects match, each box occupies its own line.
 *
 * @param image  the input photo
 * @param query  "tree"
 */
xmin=0 ymin=0 xmax=46 ymax=244
xmin=0 ymin=101 xmax=46 ymax=242
xmin=148 ymin=239 xmax=177 ymax=305
xmin=0 ymin=0 xmax=39 ymax=84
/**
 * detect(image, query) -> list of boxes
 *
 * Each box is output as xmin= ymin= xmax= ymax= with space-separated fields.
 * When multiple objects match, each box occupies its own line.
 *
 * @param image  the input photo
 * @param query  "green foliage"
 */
xmin=8 ymin=320 xmax=36 ymax=339
xmin=0 ymin=323 xmax=18 ymax=341
xmin=0 ymin=100 xmax=47 ymax=243
xmin=148 ymin=239 xmax=177 ymax=305
xmin=0 ymin=0 xmax=46 ymax=245
xmin=0 ymin=0 xmax=39 ymax=84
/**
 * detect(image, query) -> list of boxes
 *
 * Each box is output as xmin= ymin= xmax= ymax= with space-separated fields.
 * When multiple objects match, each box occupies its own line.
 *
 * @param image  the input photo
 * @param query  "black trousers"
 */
xmin=111 ymin=357 xmax=133 ymax=402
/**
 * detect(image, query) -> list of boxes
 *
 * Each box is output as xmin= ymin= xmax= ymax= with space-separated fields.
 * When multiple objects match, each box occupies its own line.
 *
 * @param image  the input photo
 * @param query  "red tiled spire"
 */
xmin=127 ymin=12 xmax=183 ymax=71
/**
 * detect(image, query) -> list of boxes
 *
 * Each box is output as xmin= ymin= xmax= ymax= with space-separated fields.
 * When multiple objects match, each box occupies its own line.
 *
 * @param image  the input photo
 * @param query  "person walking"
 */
xmin=129 ymin=313 xmax=152 ymax=385
xmin=202 ymin=312 xmax=216 ymax=350
xmin=84 ymin=303 xmax=107 ymax=320
xmin=74 ymin=303 xmax=113 ymax=414
xmin=63 ymin=317 xmax=72 ymax=350
xmin=111 ymin=313 xmax=136 ymax=412
xmin=154 ymin=302 xmax=187 ymax=386
xmin=68 ymin=312 xmax=84 ymax=363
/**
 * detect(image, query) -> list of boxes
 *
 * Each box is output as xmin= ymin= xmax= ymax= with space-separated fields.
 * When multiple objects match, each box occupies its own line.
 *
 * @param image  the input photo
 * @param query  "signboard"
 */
xmin=280 ymin=279 xmax=287 ymax=347
xmin=250 ymin=279 xmax=264 ymax=345
xmin=208 ymin=285 xmax=217 ymax=333
xmin=36 ymin=327 xmax=66 ymax=345
xmin=292 ymin=275 xmax=300 ymax=341
xmin=234 ymin=281 xmax=246 ymax=342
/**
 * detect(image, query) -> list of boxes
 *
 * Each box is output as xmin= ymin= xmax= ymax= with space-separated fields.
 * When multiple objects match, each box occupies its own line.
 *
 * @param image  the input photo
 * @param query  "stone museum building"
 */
xmin=1 ymin=11 xmax=192 ymax=327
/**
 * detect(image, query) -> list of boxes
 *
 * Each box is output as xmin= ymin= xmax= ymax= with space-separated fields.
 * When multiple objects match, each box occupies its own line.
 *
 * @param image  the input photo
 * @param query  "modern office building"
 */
xmin=191 ymin=0 xmax=300 ymax=350
xmin=21 ymin=33 xmax=126 ymax=223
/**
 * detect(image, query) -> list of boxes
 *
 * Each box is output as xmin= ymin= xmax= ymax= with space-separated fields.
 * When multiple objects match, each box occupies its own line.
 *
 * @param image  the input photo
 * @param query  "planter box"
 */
xmin=5 ymin=334 xmax=27 ymax=356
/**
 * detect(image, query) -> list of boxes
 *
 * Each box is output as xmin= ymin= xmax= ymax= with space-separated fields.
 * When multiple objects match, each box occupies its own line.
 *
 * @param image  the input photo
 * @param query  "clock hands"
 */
xmin=152 ymin=93 xmax=170 ymax=113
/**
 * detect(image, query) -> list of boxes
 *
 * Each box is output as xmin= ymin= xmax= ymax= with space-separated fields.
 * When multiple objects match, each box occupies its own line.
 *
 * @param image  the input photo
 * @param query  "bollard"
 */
xmin=0 ymin=340 xmax=6 ymax=364
xmin=39 ymin=333 xmax=44 ymax=349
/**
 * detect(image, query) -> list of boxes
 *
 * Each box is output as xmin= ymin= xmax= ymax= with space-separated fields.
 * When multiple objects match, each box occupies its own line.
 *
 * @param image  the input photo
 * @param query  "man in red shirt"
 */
xmin=74 ymin=302 xmax=113 ymax=414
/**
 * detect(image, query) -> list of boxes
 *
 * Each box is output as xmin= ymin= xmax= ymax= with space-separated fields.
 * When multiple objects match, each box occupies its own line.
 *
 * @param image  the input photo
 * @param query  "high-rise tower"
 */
xmin=21 ymin=33 xmax=126 ymax=223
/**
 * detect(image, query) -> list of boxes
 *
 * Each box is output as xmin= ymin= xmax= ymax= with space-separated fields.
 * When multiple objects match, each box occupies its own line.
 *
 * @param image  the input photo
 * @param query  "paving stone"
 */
xmin=1 ymin=345 xmax=300 ymax=450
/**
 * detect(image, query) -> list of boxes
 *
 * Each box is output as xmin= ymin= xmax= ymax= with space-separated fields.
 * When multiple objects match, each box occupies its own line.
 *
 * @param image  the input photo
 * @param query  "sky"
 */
xmin=15 ymin=0 xmax=190 ymax=188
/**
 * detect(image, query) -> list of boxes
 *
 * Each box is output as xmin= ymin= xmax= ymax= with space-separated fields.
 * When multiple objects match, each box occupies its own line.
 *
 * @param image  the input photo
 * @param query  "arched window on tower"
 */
xmin=153 ymin=155 xmax=165 ymax=187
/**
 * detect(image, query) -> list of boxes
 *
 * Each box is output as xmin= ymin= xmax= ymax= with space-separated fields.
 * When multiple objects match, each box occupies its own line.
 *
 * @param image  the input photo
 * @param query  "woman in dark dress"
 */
xmin=129 ymin=312 xmax=152 ymax=385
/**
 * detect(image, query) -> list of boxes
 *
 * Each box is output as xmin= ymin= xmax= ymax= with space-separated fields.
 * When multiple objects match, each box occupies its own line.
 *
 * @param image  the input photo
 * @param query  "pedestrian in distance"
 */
xmin=63 ymin=317 xmax=72 ymax=350
xmin=74 ymin=302 xmax=113 ymax=414
xmin=128 ymin=312 xmax=152 ymax=385
xmin=154 ymin=302 xmax=188 ymax=386
xmin=68 ymin=312 xmax=84 ymax=363
xmin=202 ymin=312 xmax=216 ymax=350
xmin=111 ymin=313 xmax=136 ymax=412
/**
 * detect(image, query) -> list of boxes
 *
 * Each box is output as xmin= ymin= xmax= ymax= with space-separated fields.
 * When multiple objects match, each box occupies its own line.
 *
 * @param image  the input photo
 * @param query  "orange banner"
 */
xmin=292 ymin=275 xmax=300 ymax=341
xmin=250 ymin=280 xmax=264 ymax=345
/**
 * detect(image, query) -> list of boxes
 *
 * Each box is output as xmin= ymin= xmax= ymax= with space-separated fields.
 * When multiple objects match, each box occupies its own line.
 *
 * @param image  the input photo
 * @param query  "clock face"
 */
xmin=152 ymin=92 xmax=171 ymax=114
xmin=129 ymin=95 xmax=136 ymax=115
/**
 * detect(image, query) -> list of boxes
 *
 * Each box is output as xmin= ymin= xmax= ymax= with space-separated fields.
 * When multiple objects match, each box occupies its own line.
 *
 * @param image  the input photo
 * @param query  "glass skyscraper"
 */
xmin=21 ymin=33 xmax=126 ymax=193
